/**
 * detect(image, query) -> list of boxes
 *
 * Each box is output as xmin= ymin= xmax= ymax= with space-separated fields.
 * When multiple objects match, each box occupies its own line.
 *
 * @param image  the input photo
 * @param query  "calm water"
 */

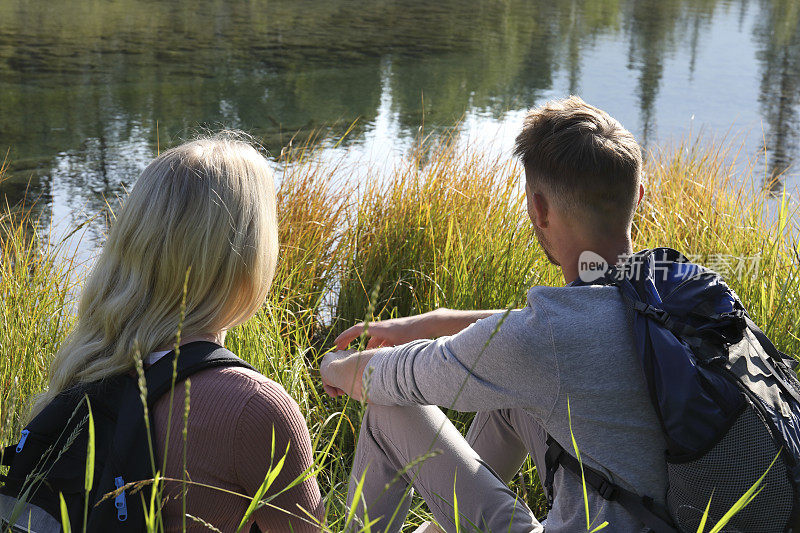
xmin=1 ymin=0 xmax=799 ymax=245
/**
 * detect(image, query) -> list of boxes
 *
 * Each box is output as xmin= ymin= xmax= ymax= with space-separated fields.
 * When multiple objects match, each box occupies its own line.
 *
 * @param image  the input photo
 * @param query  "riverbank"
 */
xmin=1 ymin=137 xmax=798 ymax=529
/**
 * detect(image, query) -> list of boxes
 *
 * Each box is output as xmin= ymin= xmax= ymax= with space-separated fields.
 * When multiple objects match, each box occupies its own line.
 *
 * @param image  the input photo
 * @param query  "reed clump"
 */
xmin=0 ymin=134 xmax=797 ymax=529
xmin=0 ymin=193 xmax=78 ymax=445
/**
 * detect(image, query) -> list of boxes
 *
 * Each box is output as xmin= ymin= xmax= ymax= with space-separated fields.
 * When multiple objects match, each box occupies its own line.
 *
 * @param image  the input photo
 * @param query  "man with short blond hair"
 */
xmin=515 ymin=95 xmax=642 ymax=230
xmin=321 ymin=96 xmax=662 ymax=532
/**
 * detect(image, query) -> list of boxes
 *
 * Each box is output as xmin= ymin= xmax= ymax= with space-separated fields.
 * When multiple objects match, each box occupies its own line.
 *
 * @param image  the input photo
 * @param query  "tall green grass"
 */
xmin=1 ymin=133 xmax=798 ymax=530
xmin=0 ymin=189 xmax=79 ymax=444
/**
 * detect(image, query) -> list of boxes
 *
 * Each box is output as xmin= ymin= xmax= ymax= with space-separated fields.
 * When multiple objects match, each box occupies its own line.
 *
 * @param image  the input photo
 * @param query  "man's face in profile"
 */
xmin=534 ymin=223 xmax=560 ymax=266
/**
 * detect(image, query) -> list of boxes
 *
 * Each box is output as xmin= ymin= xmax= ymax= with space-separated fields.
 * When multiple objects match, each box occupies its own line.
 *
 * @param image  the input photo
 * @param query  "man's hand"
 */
xmin=334 ymin=308 xmax=504 ymax=350
xmin=320 ymin=349 xmax=374 ymax=402
xmin=334 ymin=312 xmax=441 ymax=350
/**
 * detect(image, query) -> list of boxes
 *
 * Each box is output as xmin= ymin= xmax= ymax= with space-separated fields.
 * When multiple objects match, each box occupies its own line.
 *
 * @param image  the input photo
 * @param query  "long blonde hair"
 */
xmin=30 ymin=133 xmax=278 ymax=419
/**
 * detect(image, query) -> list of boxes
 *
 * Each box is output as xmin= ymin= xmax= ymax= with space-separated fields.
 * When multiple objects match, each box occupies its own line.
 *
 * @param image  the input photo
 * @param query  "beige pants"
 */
xmin=347 ymin=404 xmax=547 ymax=533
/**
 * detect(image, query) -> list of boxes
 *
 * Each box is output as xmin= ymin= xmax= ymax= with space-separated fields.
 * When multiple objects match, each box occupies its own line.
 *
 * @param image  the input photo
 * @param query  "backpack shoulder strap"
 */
xmin=742 ymin=317 xmax=800 ymax=408
xmin=144 ymin=341 xmax=256 ymax=405
xmin=543 ymin=435 xmax=677 ymax=533
xmin=86 ymin=342 xmax=256 ymax=530
xmin=745 ymin=316 xmax=798 ymax=371
xmin=1 ymin=447 xmax=14 ymax=467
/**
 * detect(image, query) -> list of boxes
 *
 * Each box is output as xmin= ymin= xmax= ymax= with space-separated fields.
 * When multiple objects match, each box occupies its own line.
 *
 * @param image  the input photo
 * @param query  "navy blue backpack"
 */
xmin=545 ymin=248 xmax=800 ymax=532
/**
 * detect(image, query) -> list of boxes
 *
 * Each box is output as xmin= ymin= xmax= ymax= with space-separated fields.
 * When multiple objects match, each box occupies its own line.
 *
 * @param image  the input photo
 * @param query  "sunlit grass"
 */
xmin=1 ymin=132 xmax=798 ymax=530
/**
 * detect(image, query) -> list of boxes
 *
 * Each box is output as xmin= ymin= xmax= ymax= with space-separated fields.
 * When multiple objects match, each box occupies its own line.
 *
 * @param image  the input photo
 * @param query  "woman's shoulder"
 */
xmin=187 ymin=364 xmax=305 ymax=428
xmin=204 ymin=367 xmax=313 ymax=470
xmin=189 ymin=364 xmax=294 ymax=404
xmin=191 ymin=363 xmax=277 ymax=387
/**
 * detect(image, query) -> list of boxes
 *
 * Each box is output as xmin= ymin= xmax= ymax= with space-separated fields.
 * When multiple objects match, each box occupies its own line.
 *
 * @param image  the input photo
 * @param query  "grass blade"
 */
xmin=707 ymin=451 xmax=781 ymax=533
xmin=695 ymin=491 xmax=713 ymax=533
xmin=453 ymin=470 xmax=460 ymax=533
xmin=344 ymin=469 xmax=368 ymax=530
xmin=59 ymin=492 xmax=72 ymax=533
xmin=83 ymin=397 xmax=95 ymax=532
xmin=236 ymin=427 xmax=289 ymax=532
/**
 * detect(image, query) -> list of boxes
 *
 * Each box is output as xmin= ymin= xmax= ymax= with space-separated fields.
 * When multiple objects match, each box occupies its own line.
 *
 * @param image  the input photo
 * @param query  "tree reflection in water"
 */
xmin=0 ymin=0 xmax=797 ymax=240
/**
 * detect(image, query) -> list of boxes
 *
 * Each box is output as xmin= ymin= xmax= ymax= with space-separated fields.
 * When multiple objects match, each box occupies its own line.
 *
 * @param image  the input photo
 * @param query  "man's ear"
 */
xmin=636 ymin=183 xmax=645 ymax=207
xmin=531 ymin=191 xmax=549 ymax=229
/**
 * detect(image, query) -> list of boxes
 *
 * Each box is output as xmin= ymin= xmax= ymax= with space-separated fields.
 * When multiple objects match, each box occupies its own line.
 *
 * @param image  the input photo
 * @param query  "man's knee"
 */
xmin=362 ymin=404 xmax=444 ymax=437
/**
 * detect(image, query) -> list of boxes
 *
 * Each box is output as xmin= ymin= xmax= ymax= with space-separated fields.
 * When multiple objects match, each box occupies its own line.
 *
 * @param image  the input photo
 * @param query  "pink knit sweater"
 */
xmin=152 ymin=366 xmax=323 ymax=532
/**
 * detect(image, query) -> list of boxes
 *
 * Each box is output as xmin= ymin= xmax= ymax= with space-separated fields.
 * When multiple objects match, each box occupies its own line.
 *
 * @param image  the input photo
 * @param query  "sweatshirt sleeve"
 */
xmin=234 ymin=381 xmax=324 ymax=532
xmin=364 ymin=305 xmax=560 ymax=421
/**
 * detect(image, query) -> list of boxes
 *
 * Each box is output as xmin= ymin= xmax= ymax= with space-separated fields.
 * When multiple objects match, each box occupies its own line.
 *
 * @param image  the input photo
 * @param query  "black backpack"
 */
xmin=0 ymin=341 xmax=254 ymax=532
xmin=545 ymin=248 xmax=800 ymax=532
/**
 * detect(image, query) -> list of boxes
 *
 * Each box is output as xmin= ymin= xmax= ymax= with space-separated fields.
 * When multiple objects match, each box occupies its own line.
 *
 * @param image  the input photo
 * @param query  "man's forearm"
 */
xmin=430 ymin=308 xmax=505 ymax=336
xmin=335 ymin=308 xmax=509 ymax=350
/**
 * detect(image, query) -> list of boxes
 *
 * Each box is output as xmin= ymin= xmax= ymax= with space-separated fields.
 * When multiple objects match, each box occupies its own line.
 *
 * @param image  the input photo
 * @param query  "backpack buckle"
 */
xmin=597 ymin=479 xmax=619 ymax=501
xmin=634 ymin=302 xmax=671 ymax=325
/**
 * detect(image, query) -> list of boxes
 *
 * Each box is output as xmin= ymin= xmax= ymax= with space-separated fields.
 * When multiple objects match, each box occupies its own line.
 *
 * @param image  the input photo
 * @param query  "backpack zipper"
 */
xmin=114 ymin=476 xmax=128 ymax=521
xmin=15 ymin=429 xmax=29 ymax=453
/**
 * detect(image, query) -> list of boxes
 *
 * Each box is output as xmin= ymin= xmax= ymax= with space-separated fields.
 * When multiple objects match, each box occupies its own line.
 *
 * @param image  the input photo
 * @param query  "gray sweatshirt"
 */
xmin=365 ymin=284 xmax=667 ymax=532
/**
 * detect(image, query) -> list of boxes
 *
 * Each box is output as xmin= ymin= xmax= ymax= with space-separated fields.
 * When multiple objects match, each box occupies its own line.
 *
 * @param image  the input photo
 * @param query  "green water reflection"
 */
xmin=0 ymin=0 xmax=798 ymax=233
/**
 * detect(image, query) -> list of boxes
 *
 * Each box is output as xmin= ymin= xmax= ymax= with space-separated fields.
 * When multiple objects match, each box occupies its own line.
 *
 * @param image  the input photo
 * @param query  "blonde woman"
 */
xmin=25 ymin=134 xmax=323 ymax=531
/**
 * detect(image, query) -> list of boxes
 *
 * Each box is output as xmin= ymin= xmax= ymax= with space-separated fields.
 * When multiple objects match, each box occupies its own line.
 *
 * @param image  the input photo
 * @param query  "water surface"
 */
xmin=1 ymin=0 xmax=799 ymax=245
